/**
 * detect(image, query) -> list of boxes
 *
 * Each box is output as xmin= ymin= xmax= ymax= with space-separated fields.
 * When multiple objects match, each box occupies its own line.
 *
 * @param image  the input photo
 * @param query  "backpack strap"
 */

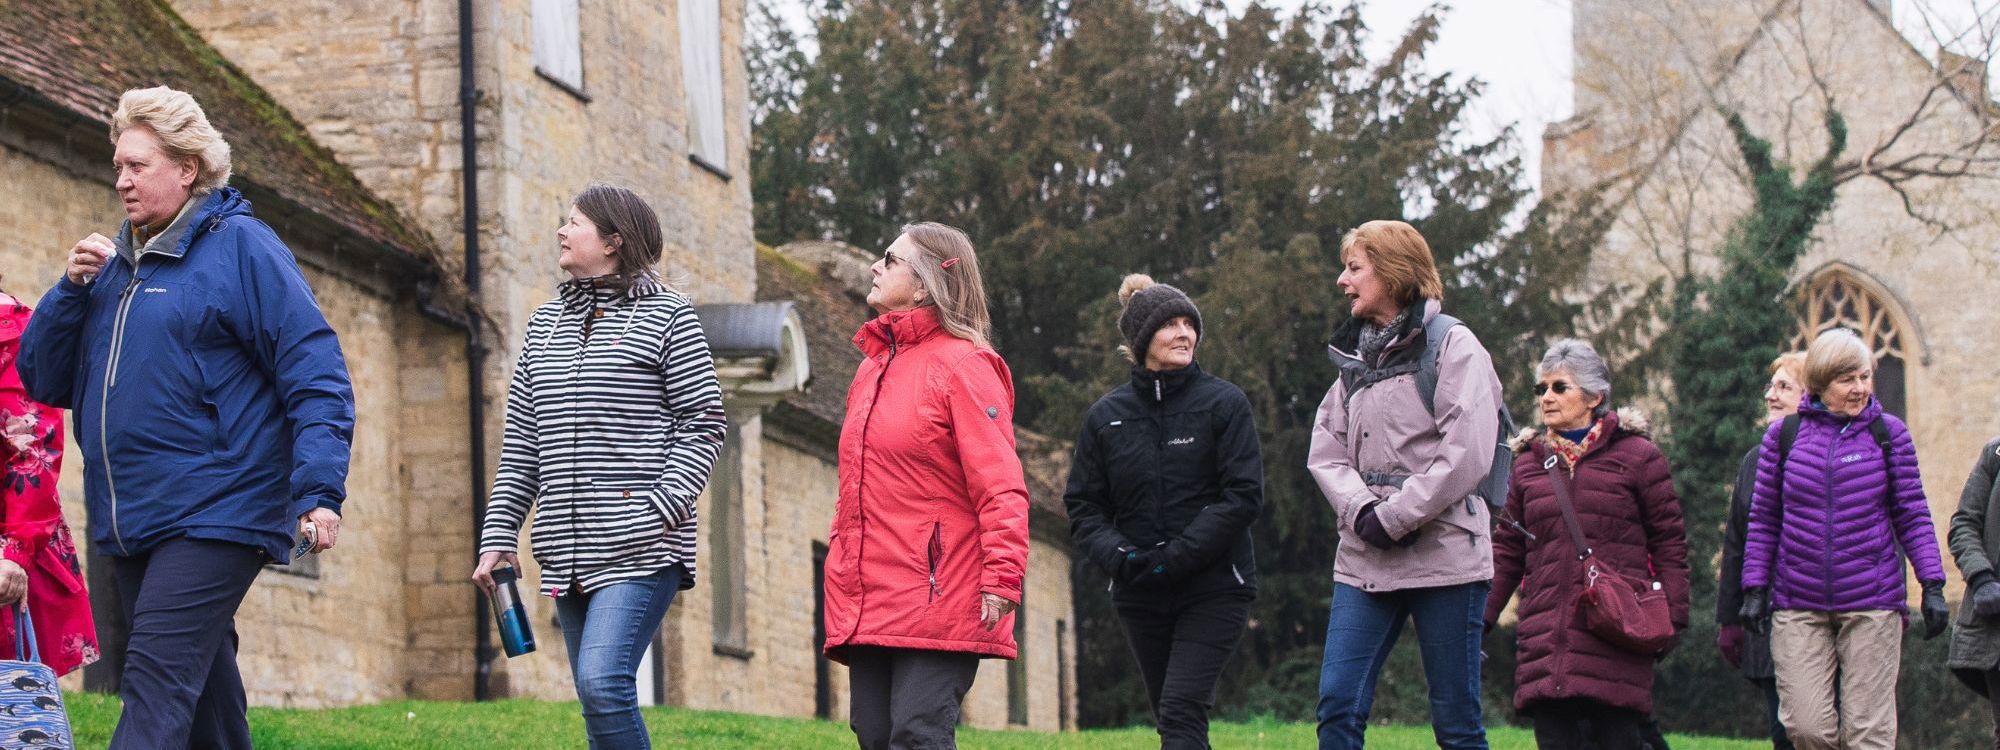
xmin=1774 ymin=414 xmax=1801 ymax=522
xmin=1415 ymin=313 xmax=1460 ymax=417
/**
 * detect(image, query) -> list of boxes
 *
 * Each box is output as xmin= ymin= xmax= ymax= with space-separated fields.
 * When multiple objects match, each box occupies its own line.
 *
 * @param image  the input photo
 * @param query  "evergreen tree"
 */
xmin=751 ymin=0 xmax=1606 ymax=725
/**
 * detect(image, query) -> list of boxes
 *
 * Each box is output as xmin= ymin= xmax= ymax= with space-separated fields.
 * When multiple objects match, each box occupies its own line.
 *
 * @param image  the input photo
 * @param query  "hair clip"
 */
xmin=940 ymin=257 xmax=960 ymax=269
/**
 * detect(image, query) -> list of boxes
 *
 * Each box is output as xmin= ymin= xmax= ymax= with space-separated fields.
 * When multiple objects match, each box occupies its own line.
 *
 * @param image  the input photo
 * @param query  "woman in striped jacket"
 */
xmin=472 ymin=183 xmax=727 ymax=750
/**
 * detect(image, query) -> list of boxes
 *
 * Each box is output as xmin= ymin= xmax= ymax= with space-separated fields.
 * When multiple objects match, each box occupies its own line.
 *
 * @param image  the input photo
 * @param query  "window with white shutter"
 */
xmin=680 ymin=0 xmax=728 ymax=175
xmin=534 ymin=0 xmax=587 ymax=98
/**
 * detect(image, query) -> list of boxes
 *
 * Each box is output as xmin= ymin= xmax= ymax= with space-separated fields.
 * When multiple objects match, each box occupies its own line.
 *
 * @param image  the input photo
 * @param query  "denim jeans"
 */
xmin=555 ymin=565 xmax=684 ymax=750
xmin=1316 ymin=580 xmax=1489 ymax=750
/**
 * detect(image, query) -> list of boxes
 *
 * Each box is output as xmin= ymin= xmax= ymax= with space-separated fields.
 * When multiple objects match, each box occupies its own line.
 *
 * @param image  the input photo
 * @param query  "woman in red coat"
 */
xmin=0 ymin=292 xmax=96 ymax=676
xmin=823 ymin=222 xmax=1031 ymax=749
xmin=1486 ymin=339 xmax=1689 ymax=750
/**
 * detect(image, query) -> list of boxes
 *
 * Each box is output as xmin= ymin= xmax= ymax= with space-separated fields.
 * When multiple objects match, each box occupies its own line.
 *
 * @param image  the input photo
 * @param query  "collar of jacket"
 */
xmin=557 ymin=274 xmax=669 ymax=311
xmin=113 ymin=187 xmax=244 ymax=264
xmin=1519 ymin=407 xmax=1655 ymax=463
xmin=1129 ymin=361 xmax=1204 ymax=403
xmin=1326 ymin=297 xmax=1439 ymax=366
xmin=0 ymin=294 xmax=25 ymax=346
xmin=1798 ymin=392 xmax=1884 ymax=428
xmin=854 ymin=304 xmax=946 ymax=358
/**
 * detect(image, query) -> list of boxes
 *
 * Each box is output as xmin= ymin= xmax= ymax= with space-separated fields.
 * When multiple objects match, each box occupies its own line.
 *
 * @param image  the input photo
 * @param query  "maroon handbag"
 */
xmin=1543 ymin=454 xmax=1675 ymax=654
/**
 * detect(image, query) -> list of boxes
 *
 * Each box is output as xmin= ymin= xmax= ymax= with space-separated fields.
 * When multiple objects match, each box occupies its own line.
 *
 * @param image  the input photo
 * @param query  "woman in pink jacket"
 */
xmin=822 ymin=222 xmax=1031 ymax=750
xmin=1307 ymin=221 xmax=1504 ymax=750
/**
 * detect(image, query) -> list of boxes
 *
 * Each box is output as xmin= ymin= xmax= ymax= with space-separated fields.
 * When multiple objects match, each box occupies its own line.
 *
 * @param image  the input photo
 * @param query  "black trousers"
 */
xmin=1114 ymin=585 xmax=1254 ymax=750
xmin=108 ymin=538 xmax=265 ymax=750
xmin=846 ymin=646 xmax=980 ymax=750
xmin=1530 ymin=698 xmax=1646 ymax=750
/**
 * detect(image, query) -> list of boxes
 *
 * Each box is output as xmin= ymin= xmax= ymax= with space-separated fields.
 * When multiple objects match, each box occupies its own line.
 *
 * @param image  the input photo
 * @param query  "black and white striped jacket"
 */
xmin=478 ymin=276 xmax=727 ymax=596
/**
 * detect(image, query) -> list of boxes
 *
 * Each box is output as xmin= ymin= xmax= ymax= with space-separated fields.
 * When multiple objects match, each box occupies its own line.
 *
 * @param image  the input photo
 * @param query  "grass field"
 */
xmin=57 ymin=692 xmax=1770 ymax=749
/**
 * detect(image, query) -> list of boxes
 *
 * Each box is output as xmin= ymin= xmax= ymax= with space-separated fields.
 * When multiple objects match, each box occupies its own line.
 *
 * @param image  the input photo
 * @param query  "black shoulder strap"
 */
xmin=1774 ymin=415 xmax=1801 ymax=521
xmin=1415 ymin=313 xmax=1460 ymax=417
xmin=1869 ymin=418 xmax=1897 ymax=504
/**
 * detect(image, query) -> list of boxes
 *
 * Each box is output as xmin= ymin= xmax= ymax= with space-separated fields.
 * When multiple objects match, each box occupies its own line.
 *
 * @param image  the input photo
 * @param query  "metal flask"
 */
xmin=491 ymin=565 xmax=537 ymax=657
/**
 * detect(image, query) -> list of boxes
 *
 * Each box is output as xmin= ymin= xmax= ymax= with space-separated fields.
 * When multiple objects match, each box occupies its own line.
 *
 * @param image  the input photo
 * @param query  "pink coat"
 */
xmin=0 ymin=295 xmax=97 ymax=676
xmin=1307 ymin=300 xmax=1503 ymax=592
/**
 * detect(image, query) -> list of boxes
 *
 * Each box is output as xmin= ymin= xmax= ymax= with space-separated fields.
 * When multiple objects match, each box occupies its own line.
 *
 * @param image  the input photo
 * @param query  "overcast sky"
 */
xmin=768 ymin=0 xmax=1998 ymax=197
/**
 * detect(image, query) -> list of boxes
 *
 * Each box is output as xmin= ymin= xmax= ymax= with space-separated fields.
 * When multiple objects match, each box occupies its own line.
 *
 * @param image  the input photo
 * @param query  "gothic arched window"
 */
xmin=1790 ymin=267 xmax=1913 ymax=419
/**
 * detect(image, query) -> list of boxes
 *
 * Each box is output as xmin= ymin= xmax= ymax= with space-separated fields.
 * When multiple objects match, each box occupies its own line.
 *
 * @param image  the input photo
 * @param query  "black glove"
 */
xmin=1921 ymin=580 xmax=1949 ymax=640
xmin=1739 ymin=586 xmax=1772 ymax=635
xmin=1974 ymin=577 xmax=2000 ymax=620
xmin=1114 ymin=547 xmax=1148 ymax=584
xmin=1355 ymin=502 xmax=1394 ymax=550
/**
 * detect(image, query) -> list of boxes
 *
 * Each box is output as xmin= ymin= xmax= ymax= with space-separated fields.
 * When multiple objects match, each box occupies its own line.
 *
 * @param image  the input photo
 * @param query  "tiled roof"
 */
xmin=0 ymin=0 xmax=442 ymax=269
xmin=756 ymin=243 xmax=1071 ymax=530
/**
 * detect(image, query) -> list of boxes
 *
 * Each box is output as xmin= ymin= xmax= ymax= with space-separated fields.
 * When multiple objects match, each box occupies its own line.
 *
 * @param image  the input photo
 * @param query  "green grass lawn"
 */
xmin=60 ymin=692 xmax=1769 ymax=749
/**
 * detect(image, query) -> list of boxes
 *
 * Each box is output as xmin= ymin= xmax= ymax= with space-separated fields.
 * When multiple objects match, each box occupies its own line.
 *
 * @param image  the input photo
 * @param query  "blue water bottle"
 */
xmin=491 ymin=565 xmax=537 ymax=657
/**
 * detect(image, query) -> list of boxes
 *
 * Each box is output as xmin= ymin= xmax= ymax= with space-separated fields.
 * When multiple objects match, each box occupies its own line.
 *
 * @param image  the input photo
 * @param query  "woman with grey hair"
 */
xmin=1486 ymin=339 xmax=1689 ymax=750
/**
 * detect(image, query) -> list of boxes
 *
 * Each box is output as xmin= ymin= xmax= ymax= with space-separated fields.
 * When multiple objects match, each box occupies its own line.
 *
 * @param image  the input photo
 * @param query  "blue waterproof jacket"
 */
xmin=18 ymin=187 xmax=353 ymax=561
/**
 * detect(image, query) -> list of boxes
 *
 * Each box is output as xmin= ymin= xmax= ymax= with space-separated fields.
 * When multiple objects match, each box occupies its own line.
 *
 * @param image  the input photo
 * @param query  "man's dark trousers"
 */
xmin=1114 ymin=576 xmax=1254 ymax=750
xmin=109 ymin=538 xmax=265 ymax=750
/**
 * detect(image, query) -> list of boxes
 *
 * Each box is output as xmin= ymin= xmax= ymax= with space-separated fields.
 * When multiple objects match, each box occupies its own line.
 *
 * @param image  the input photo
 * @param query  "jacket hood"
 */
xmin=557 ymin=273 xmax=672 ymax=310
xmin=1797 ymin=392 xmax=1884 ymax=426
xmin=1128 ymin=361 xmax=1204 ymax=403
xmin=1327 ymin=298 xmax=1440 ymax=361
xmin=1509 ymin=406 xmax=1651 ymax=453
xmin=854 ymin=305 xmax=947 ymax=358
xmin=114 ymin=187 xmax=252 ymax=262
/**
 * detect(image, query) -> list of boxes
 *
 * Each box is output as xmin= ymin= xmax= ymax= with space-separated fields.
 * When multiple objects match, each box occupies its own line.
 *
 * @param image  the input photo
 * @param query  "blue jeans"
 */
xmin=555 ymin=565 xmax=684 ymax=750
xmin=1316 ymin=580 xmax=1488 ymax=750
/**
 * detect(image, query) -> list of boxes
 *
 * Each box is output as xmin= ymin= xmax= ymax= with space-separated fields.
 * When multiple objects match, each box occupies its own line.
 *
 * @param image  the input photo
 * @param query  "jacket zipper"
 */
xmin=100 ymin=263 xmax=145 ymax=556
xmin=927 ymin=521 xmax=943 ymax=602
xmin=845 ymin=326 xmax=898 ymax=640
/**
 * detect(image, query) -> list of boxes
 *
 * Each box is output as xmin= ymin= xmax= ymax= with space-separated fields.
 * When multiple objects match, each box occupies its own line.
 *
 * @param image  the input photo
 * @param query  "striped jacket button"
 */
xmin=623 ymin=490 xmax=632 ymax=499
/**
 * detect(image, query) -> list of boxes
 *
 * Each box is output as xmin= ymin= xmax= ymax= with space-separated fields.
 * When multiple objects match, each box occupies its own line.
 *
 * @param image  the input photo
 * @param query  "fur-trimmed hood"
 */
xmin=1508 ymin=406 xmax=1652 ymax=452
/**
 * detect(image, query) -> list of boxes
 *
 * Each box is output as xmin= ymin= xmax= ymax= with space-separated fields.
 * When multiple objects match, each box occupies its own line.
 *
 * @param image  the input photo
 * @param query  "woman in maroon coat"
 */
xmin=1486 ymin=339 xmax=1689 ymax=750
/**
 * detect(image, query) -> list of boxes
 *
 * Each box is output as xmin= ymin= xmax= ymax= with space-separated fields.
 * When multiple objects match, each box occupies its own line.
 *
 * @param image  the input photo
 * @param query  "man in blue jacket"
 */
xmin=18 ymin=86 xmax=353 ymax=750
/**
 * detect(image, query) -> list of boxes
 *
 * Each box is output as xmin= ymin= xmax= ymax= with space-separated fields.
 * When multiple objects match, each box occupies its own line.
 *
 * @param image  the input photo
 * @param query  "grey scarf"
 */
xmin=1356 ymin=308 xmax=1413 ymax=365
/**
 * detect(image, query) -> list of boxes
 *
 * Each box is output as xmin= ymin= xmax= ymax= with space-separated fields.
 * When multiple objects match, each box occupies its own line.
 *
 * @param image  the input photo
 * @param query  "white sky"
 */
xmin=769 ymin=0 xmax=1998 ymax=197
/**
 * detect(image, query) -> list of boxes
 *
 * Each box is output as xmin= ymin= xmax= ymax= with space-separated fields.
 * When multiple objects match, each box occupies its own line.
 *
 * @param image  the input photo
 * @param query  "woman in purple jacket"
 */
xmin=1738 ymin=328 xmax=1948 ymax=750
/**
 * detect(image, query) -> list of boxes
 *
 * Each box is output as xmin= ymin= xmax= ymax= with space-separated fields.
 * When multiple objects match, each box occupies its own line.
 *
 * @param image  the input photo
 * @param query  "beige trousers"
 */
xmin=1770 ymin=609 xmax=1901 ymax=750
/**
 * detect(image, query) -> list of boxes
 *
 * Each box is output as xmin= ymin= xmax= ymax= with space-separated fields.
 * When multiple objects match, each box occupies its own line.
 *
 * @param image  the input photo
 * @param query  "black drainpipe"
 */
xmin=458 ymin=0 xmax=494 ymax=703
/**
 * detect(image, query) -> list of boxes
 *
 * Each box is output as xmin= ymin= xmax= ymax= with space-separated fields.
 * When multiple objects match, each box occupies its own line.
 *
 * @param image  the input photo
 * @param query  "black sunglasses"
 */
xmin=882 ymin=249 xmax=904 ymax=267
xmin=1533 ymin=381 xmax=1576 ymax=396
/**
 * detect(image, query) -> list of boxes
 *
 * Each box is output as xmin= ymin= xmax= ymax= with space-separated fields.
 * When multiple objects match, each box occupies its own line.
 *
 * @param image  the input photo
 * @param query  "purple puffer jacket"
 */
xmin=1741 ymin=396 xmax=1944 ymax=611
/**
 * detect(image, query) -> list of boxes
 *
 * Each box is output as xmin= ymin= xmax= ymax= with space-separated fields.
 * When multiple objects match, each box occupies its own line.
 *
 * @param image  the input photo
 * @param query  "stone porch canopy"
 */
xmin=696 ymin=301 xmax=811 ymax=411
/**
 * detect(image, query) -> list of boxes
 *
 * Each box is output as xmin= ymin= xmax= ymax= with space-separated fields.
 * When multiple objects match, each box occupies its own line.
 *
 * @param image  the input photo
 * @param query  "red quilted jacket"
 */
xmin=822 ymin=306 xmax=1030 ymax=661
xmin=1486 ymin=410 xmax=1689 ymax=714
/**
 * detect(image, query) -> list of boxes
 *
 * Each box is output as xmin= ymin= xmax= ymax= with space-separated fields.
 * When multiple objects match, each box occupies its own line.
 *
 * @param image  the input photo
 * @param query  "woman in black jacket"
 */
xmin=1064 ymin=274 xmax=1262 ymax=750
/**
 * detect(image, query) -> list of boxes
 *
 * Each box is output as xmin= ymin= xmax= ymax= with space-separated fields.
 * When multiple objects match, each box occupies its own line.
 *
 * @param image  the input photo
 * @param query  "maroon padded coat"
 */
xmin=1486 ymin=410 xmax=1690 ymax=715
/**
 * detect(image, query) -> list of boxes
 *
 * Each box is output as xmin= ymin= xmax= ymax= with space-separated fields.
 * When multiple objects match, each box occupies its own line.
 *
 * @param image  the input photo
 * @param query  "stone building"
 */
xmin=0 ymin=0 xmax=1076 ymax=729
xmin=1548 ymin=0 xmax=2000 ymax=593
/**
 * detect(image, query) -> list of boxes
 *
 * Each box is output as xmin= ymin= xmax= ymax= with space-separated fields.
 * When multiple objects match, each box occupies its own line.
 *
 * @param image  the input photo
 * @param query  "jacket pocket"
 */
xmin=926 ymin=521 xmax=944 ymax=603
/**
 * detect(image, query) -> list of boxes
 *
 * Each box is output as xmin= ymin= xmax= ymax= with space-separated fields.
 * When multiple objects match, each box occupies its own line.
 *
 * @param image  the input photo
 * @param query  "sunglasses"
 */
xmin=882 ymin=249 xmax=904 ymax=267
xmin=1533 ymin=381 xmax=1576 ymax=396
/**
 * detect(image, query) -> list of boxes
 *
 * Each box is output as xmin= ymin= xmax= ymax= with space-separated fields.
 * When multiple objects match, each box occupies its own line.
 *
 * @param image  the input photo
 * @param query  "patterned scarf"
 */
xmin=1544 ymin=417 xmax=1610 ymax=476
xmin=1356 ymin=308 xmax=1414 ymax=365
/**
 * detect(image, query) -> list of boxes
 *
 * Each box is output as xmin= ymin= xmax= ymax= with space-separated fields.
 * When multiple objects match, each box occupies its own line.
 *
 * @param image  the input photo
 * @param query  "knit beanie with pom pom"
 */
xmin=1116 ymin=274 xmax=1202 ymax=362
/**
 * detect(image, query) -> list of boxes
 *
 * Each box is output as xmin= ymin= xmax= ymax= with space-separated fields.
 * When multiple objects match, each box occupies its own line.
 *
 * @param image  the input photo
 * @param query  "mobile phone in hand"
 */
xmin=293 ymin=524 xmax=317 ymax=558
